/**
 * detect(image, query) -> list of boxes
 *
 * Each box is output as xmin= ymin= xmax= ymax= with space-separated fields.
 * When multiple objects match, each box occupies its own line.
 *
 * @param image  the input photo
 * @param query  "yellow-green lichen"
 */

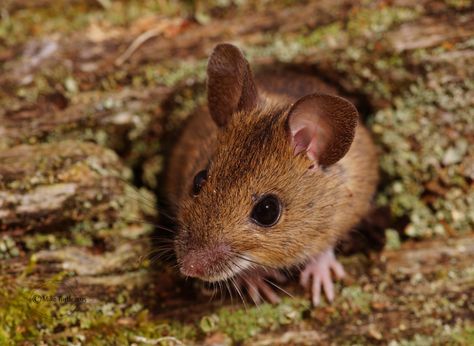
xmin=201 ymin=298 xmax=310 ymax=342
xmin=0 ymin=236 xmax=20 ymax=259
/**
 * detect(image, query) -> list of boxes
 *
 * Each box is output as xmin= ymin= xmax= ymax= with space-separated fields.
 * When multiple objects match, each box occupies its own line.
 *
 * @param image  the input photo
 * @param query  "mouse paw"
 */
xmin=300 ymin=248 xmax=345 ymax=306
xmin=236 ymin=268 xmax=286 ymax=304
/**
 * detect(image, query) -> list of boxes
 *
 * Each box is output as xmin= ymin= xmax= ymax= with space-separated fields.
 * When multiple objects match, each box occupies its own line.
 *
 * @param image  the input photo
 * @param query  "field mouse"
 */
xmin=165 ymin=43 xmax=378 ymax=305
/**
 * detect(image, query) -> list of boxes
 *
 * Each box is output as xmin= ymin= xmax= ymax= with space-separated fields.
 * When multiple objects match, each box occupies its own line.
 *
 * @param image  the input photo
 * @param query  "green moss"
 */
xmin=239 ymin=1 xmax=468 ymax=237
xmin=0 ymin=274 xmax=195 ymax=345
xmin=299 ymin=22 xmax=343 ymax=48
xmin=373 ymin=78 xmax=474 ymax=237
xmin=0 ymin=0 xmax=192 ymax=49
xmin=1 ymin=276 xmax=312 ymax=344
xmin=392 ymin=323 xmax=474 ymax=346
xmin=339 ymin=286 xmax=372 ymax=315
xmin=201 ymin=298 xmax=310 ymax=342
xmin=159 ymin=60 xmax=207 ymax=87
xmin=24 ymin=233 xmax=71 ymax=252
xmin=384 ymin=229 xmax=401 ymax=250
xmin=243 ymin=4 xmax=421 ymax=101
xmin=2 ymin=1 xmax=473 ymax=344
xmin=444 ymin=0 xmax=473 ymax=9
xmin=0 ymin=236 xmax=20 ymax=259
xmin=0 ymin=276 xmax=58 ymax=345
xmin=346 ymin=6 xmax=420 ymax=36
xmin=451 ymin=325 xmax=474 ymax=345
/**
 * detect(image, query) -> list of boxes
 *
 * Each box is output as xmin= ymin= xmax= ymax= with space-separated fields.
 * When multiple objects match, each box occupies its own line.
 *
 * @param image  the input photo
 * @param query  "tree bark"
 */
xmin=0 ymin=0 xmax=473 ymax=344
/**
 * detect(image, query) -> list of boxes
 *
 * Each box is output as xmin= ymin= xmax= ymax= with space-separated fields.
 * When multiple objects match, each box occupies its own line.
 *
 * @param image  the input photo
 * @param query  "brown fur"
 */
xmin=165 ymin=44 xmax=378 ymax=282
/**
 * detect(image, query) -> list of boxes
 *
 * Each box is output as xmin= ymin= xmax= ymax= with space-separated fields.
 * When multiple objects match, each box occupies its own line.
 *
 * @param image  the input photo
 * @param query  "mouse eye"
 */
xmin=192 ymin=169 xmax=208 ymax=196
xmin=250 ymin=194 xmax=281 ymax=227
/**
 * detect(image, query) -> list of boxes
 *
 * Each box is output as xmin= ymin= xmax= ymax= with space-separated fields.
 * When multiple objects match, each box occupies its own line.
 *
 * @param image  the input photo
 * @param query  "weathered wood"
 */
xmin=0 ymin=0 xmax=473 ymax=344
xmin=0 ymin=140 xmax=153 ymax=301
xmin=245 ymin=235 xmax=474 ymax=345
xmin=0 ymin=141 xmax=127 ymax=233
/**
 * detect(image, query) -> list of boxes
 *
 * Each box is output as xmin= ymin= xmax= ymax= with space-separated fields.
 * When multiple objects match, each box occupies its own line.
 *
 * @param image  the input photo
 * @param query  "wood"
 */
xmin=0 ymin=0 xmax=473 ymax=344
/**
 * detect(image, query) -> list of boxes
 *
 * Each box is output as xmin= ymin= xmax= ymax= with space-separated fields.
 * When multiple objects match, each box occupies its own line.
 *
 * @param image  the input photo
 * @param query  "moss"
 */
xmin=0 ymin=274 xmax=195 ymax=345
xmin=2 ymin=0 xmax=473 ymax=344
xmin=384 ymin=229 xmax=401 ymax=250
xmin=24 ymin=233 xmax=73 ymax=252
xmin=243 ymin=4 xmax=422 ymax=103
xmin=201 ymin=298 xmax=310 ymax=342
xmin=0 ymin=0 xmax=192 ymax=49
xmin=0 ymin=276 xmax=58 ymax=345
xmin=159 ymin=60 xmax=207 ymax=87
xmin=1 ymin=274 xmax=313 ymax=345
xmin=339 ymin=286 xmax=372 ymax=315
xmin=373 ymin=78 xmax=474 ymax=237
xmin=391 ymin=323 xmax=474 ymax=346
xmin=298 ymin=22 xmax=343 ymax=49
xmin=241 ymin=6 xmax=474 ymax=241
xmin=450 ymin=325 xmax=474 ymax=345
xmin=444 ymin=0 xmax=473 ymax=9
xmin=346 ymin=6 xmax=420 ymax=36
xmin=0 ymin=235 xmax=20 ymax=259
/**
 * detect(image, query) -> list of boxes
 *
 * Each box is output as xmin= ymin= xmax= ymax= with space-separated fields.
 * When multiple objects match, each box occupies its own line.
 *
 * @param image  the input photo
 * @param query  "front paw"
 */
xmin=236 ymin=268 xmax=287 ymax=304
xmin=300 ymin=248 xmax=345 ymax=306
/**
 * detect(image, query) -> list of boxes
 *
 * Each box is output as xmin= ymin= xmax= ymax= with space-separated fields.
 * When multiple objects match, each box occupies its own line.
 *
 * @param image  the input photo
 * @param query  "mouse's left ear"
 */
xmin=287 ymin=94 xmax=358 ymax=167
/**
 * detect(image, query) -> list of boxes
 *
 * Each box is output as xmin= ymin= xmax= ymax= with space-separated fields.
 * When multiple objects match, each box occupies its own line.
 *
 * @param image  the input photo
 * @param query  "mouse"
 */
xmin=165 ymin=43 xmax=378 ymax=305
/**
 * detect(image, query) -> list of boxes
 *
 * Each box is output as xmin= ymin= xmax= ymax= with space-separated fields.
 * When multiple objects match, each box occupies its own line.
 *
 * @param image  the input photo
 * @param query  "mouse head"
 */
xmin=175 ymin=43 xmax=358 ymax=282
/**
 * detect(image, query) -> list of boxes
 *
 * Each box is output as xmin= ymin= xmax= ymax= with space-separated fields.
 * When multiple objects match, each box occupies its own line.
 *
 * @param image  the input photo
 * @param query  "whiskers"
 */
xmin=124 ymin=216 xmax=176 ymax=235
xmin=203 ymin=251 xmax=293 ymax=307
xmin=115 ymin=177 xmax=292 ymax=307
xmin=124 ymin=235 xmax=175 ymax=268
xmin=114 ymin=174 xmax=179 ymax=223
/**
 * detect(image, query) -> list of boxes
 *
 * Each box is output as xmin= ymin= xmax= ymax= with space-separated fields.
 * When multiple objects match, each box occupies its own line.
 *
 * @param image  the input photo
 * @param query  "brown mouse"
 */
xmin=165 ymin=43 xmax=378 ymax=305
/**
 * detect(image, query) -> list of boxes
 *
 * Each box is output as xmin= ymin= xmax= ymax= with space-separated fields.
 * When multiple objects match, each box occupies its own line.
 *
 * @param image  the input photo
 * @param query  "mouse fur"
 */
xmin=165 ymin=43 xmax=378 ymax=298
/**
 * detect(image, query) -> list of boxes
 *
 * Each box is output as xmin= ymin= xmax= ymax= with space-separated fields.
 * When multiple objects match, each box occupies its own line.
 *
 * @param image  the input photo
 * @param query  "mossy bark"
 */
xmin=0 ymin=0 xmax=473 ymax=345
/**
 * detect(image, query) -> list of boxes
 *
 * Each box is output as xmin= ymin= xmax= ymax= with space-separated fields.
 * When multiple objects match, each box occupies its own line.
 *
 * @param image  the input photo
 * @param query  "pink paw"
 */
xmin=300 ymin=248 xmax=345 ymax=306
xmin=236 ymin=268 xmax=287 ymax=304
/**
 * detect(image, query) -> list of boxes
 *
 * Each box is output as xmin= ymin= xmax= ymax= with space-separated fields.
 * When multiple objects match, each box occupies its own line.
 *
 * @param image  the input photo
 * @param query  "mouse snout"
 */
xmin=179 ymin=243 xmax=231 ymax=280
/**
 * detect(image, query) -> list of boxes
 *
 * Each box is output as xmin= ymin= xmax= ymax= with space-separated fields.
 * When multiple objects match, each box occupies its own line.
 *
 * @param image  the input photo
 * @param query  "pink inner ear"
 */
xmin=290 ymin=114 xmax=332 ymax=165
xmin=293 ymin=128 xmax=312 ymax=156
xmin=288 ymin=93 xmax=358 ymax=167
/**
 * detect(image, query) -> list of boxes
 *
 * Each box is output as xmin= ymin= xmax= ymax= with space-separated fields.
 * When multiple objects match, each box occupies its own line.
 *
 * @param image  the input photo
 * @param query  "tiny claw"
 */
xmin=236 ymin=268 xmax=285 ymax=304
xmin=300 ymin=248 xmax=345 ymax=306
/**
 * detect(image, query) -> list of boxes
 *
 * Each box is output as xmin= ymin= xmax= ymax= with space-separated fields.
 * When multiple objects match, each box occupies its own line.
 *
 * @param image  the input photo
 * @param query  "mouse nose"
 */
xmin=180 ymin=243 xmax=230 ymax=280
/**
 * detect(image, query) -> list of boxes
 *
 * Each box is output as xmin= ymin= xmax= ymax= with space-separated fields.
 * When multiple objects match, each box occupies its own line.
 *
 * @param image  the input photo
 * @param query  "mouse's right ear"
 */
xmin=207 ymin=43 xmax=258 ymax=127
xmin=287 ymin=94 xmax=358 ymax=167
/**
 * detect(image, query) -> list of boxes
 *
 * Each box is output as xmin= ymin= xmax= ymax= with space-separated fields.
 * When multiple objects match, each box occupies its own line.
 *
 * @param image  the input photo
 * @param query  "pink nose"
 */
xmin=180 ymin=258 xmax=205 ymax=277
xmin=180 ymin=244 xmax=230 ymax=279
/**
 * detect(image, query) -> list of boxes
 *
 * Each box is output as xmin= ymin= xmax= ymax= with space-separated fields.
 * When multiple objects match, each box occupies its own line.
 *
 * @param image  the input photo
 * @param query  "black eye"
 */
xmin=250 ymin=194 xmax=282 ymax=227
xmin=192 ymin=169 xmax=208 ymax=196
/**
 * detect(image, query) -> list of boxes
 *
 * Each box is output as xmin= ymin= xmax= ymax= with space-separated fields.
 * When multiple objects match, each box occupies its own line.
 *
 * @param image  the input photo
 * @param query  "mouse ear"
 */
xmin=287 ymin=94 xmax=358 ymax=167
xmin=207 ymin=43 xmax=258 ymax=127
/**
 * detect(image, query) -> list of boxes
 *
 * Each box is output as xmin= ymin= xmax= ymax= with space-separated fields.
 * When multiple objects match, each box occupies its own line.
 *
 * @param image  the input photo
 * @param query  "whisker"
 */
xmin=225 ymin=278 xmax=233 ymax=305
xmin=263 ymin=278 xmax=293 ymax=298
xmin=227 ymin=261 xmax=248 ymax=310
xmin=115 ymin=179 xmax=178 ymax=222
xmin=123 ymin=218 xmax=177 ymax=234
xmin=208 ymin=283 xmax=217 ymax=303
xmin=233 ymin=254 xmax=270 ymax=269
xmin=230 ymin=275 xmax=247 ymax=309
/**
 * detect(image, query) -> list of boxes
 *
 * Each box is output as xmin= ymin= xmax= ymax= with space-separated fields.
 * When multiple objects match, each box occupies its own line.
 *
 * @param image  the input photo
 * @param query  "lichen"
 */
xmin=0 ymin=235 xmax=20 ymax=259
xmin=373 ymin=78 xmax=474 ymax=237
xmin=201 ymin=298 xmax=310 ymax=342
xmin=1 ymin=0 xmax=473 ymax=344
xmin=385 ymin=229 xmax=402 ymax=250
xmin=339 ymin=286 xmax=372 ymax=315
xmin=238 ymin=3 xmax=474 ymax=238
xmin=0 ymin=274 xmax=195 ymax=345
